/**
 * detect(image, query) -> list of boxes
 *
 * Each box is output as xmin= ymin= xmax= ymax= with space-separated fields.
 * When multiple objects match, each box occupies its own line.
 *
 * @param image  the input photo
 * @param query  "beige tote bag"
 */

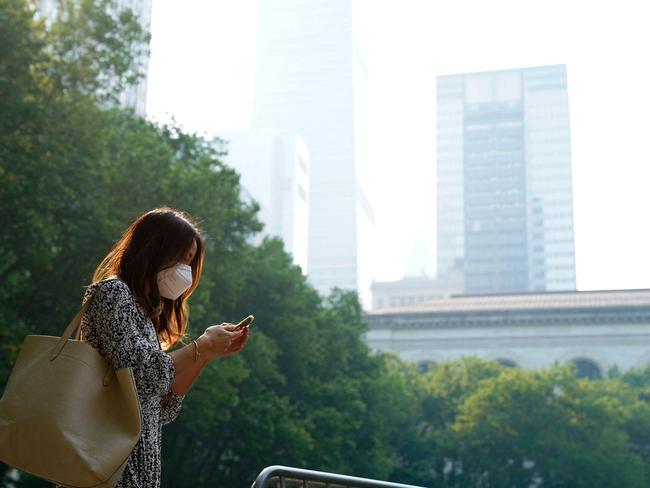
xmin=0 ymin=298 xmax=141 ymax=488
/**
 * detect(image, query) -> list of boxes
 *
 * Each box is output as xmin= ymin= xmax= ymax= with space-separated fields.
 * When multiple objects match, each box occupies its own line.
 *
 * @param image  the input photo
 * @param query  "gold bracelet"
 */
xmin=192 ymin=339 xmax=201 ymax=362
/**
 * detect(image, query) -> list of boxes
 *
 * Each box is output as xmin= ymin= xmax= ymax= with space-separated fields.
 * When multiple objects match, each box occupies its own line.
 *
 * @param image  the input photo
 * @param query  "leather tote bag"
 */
xmin=0 ymin=297 xmax=141 ymax=488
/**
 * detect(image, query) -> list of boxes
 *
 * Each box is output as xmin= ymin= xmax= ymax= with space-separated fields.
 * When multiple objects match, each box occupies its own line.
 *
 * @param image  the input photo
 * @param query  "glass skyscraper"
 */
xmin=252 ymin=0 xmax=374 ymax=307
xmin=437 ymin=65 xmax=576 ymax=294
xmin=114 ymin=0 xmax=152 ymax=117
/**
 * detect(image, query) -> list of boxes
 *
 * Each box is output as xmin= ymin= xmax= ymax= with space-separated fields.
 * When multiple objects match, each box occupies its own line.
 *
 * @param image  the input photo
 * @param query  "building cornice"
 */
xmin=365 ymin=306 xmax=650 ymax=330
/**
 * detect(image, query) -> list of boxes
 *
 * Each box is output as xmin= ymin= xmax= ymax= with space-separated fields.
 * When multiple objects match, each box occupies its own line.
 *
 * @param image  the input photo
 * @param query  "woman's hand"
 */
xmin=196 ymin=323 xmax=250 ymax=360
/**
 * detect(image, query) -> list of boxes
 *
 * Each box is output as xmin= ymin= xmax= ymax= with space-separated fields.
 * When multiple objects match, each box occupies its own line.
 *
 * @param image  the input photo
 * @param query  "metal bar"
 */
xmin=252 ymin=465 xmax=426 ymax=488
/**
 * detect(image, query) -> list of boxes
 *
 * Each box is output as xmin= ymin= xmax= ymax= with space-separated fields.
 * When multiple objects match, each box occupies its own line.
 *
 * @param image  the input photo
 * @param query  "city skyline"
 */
xmin=147 ymin=0 xmax=650 ymax=292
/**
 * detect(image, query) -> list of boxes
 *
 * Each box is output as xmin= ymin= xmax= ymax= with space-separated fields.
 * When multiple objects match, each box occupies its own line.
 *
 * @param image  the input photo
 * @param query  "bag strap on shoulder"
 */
xmin=50 ymin=294 xmax=95 ymax=362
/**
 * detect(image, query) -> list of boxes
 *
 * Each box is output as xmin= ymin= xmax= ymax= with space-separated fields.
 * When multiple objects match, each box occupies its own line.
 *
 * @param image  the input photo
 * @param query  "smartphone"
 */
xmin=234 ymin=315 xmax=254 ymax=330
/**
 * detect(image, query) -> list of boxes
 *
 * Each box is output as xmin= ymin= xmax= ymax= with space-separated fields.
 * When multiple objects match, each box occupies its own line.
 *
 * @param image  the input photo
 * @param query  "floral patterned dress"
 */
xmin=78 ymin=277 xmax=184 ymax=488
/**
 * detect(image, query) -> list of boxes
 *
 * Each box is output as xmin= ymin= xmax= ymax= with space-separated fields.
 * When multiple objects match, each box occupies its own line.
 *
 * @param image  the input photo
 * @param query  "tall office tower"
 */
xmin=437 ymin=65 xmax=576 ymax=294
xmin=114 ymin=0 xmax=152 ymax=116
xmin=218 ymin=129 xmax=310 ymax=272
xmin=252 ymin=0 xmax=375 ymax=307
xmin=36 ymin=0 xmax=152 ymax=116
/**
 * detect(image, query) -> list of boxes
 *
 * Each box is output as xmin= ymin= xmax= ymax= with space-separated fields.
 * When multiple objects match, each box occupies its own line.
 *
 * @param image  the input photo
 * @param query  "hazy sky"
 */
xmin=147 ymin=0 xmax=650 ymax=291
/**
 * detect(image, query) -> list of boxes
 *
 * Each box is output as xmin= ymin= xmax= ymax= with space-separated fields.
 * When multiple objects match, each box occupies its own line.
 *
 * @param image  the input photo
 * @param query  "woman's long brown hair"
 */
xmin=93 ymin=208 xmax=205 ymax=349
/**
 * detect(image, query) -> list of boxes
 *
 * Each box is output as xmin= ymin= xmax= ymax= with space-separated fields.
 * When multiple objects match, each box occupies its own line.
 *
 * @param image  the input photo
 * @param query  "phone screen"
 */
xmin=235 ymin=315 xmax=254 ymax=330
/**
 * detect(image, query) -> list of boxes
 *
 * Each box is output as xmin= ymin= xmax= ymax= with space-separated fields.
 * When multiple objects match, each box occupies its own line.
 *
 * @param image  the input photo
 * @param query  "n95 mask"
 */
xmin=157 ymin=263 xmax=193 ymax=300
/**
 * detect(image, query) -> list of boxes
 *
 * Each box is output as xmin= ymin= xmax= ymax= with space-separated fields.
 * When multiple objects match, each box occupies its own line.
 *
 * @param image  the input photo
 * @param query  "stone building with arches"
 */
xmin=364 ymin=289 xmax=650 ymax=378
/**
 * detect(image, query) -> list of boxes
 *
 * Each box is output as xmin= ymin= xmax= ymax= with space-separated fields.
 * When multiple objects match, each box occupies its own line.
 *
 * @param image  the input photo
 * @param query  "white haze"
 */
xmin=147 ymin=0 xmax=650 ymax=291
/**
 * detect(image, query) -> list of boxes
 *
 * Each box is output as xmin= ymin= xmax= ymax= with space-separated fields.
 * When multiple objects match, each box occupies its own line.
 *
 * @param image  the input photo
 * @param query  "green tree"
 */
xmin=0 ymin=0 xmax=149 ymax=385
xmin=436 ymin=367 xmax=648 ymax=487
xmin=620 ymin=365 xmax=650 ymax=478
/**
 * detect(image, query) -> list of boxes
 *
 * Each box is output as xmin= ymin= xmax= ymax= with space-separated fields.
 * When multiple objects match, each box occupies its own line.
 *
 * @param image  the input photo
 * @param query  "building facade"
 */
xmin=371 ymin=272 xmax=463 ymax=310
xmin=365 ymin=289 xmax=650 ymax=377
xmin=437 ymin=65 xmax=576 ymax=295
xmin=252 ymin=0 xmax=374 ymax=307
xmin=114 ymin=0 xmax=152 ymax=116
xmin=218 ymin=129 xmax=310 ymax=272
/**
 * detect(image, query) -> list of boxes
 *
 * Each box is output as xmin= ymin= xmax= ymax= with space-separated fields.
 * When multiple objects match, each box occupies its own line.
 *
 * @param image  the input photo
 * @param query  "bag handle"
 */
xmin=50 ymin=295 xmax=94 ymax=362
xmin=49 ymin=292 xmax=116 ymax=385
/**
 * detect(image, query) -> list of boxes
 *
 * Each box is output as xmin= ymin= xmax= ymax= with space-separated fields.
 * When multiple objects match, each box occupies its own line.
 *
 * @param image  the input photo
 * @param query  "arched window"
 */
xmin=418 ymin=360 xmax=436 ymax=373
xmin=571 ymin=358 xmax=602 ymax=380
xmin=497 ymin=358 xmax=518 ymax=368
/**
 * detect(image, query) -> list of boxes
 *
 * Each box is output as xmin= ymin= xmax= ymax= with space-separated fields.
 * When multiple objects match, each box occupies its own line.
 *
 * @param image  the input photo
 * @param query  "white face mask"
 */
xmin=156 ymin=263 xmax=193 ymax=300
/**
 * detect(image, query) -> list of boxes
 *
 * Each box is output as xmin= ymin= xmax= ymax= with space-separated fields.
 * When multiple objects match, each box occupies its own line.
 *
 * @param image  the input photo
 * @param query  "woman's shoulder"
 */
xmin=83 ymin=276 xmax=134 ymax=306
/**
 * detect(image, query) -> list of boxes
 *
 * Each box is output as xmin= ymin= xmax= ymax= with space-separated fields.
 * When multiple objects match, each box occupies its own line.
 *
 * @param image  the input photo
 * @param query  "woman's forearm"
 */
xmin=167 ymin=338 xmax=209 ymax=396
xmin=163 ymin=325 xmax=246 ymax=400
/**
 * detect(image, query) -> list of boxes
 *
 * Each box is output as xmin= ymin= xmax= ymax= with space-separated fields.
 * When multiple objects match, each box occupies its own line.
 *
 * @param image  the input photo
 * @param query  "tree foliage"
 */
xmin=1 ymin=1 xmax=650 ymax=487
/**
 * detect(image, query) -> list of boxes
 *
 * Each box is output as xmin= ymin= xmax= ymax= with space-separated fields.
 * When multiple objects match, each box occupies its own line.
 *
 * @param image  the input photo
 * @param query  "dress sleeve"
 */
xmin=85 ymin=280 xmax=176 ymax=401
xmin=161 ymin=392 xmax=185 ymax=425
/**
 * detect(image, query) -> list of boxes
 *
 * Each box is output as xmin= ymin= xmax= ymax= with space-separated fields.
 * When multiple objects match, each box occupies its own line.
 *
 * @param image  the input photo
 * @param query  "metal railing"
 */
xmin=252 ymin=465 xmax=427 ymax=488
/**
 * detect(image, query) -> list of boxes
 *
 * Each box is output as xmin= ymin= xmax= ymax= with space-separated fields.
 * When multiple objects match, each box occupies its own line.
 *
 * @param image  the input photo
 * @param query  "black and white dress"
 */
xmin=80 ymin=277 xmax=184 ymax=488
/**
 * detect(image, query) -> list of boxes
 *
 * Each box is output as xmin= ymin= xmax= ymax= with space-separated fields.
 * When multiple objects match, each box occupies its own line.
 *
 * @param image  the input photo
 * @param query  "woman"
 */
xmin=78 ymin=207 xmax=249 ymax=487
